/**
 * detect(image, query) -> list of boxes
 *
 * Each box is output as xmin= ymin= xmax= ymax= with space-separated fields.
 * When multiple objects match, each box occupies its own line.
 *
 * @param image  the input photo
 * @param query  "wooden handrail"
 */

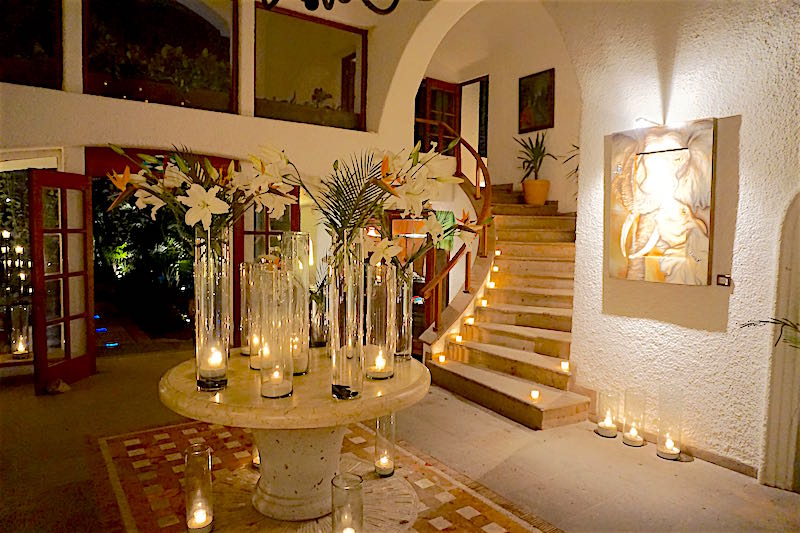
xmin=413 ymin=119 xmax=493 ymax=332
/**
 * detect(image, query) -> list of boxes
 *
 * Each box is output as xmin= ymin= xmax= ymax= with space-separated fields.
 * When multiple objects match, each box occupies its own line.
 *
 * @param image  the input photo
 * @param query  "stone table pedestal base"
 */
xmin=251 ymin=426 xmax=347 ymax=521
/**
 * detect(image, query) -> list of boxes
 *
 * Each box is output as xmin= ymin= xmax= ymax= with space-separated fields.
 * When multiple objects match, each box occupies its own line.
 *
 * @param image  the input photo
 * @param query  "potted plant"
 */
xmin=515 ymin=132 xmax=556 ymax=205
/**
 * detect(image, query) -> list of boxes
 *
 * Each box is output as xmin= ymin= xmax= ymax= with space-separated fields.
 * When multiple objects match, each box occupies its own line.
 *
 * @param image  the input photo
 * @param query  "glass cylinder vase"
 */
xmin=10 ymin=304 xmax=31 ymax=358
xmin=184 ymin=444 xmax=214 ymax=533
xmin=395 ymin=264 xmax=413 ymax=360
xmin=595 ymin=390 xmax=619 ymax=438
xmin=375 ymin=413 xmax=396 ymax=477
xmin=331 ymin=473 xmax=364 ymax=533
xmin=258 ymin=264 xmax=293 ymax=398
xmin=657 ymin=387 xmax=682 ymax=460
xmin=329 ymin=232 xmax=365 ymax=400
xmin=240 ymin=262 xmax=258 ymax=356
xmin=282 ymin=231 xmax=310 ymax=375
xmin=194 ymin=225 xmax=231 ymax=391
xmin=366 ymin=263 xmax=396 ymax=380
xmin=623 ymin=388 xmax=646 ymax=447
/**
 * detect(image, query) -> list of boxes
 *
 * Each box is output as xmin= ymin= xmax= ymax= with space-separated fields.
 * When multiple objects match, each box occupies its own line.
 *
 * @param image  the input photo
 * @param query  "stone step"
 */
xmin=488 ymin=286 xmax=573 ymax=308
xmin=464 ymin=323 xmax=571 ymax=358
xmin=491 ymin=190 xmax=526 ymax=204
xmin=427 ymin=359 xmax=590 ymax=430
xmin=494 ymin=256 xmax=575 ymax=276
xmin=494 ymin=215 xmax=576 ymax=231
xmin=496 ymin=229 xmax=575 ymax=243
xmin=490 ymin=272 xmax=574 ymax=289
xmin=493 ymin=203 xmax=559 ymax=216
xmin=447 ymin=340 xmax=570 ymax=390
xmin=477 ymin=304 xmax=572 ymax=332
xmin=496 ymin=242 xmax=575 ymax=259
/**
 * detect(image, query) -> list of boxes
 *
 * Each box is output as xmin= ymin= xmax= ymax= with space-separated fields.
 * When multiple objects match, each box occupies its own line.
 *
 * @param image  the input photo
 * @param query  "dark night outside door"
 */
xmin=30 ymin=170 xmax=95 ymax=394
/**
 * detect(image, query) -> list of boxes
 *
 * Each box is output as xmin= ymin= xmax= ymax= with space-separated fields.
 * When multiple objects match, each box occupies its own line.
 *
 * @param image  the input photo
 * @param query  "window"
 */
xmin=0 ymin=0 xmax=62 ymax=89
xmin=414 ymin=78 xmax=461 ymax=153
xmin=84 ymin=0 xmax=236 ymax=112
xmin=254 ymin=7 xmax=367 ymax=130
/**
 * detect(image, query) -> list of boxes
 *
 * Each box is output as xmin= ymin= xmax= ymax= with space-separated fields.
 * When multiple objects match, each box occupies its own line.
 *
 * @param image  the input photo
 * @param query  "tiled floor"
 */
xmin=99 ymin=419 xmax=554 ymax=532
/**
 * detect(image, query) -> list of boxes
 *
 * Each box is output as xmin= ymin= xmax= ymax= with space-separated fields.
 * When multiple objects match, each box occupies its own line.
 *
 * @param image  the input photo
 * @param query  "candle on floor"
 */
xmin=560 ymin=360 xmax=570 ymax=372
xmin=487 ymin=281 xmax=495 ymax=289
xmin=464 ymin=316 xmax=474 ymax=325
xmin=492 ymin=265 xmax=499 ymax=272
xmin=530 ymin=389 xmax=540 ymax=401
xmin=480 ymin=299 xmax=488 ymax=307
xmin=438 ymin=354 xmax=446 ymax=364
xmin=623 ymin=423 xmax=644 ymax=446
xmin=495 ymin=249 xmax=501 ymax=256
xmin=596 ymin=409 xmax=618 ymax=437
xmin=454 ymin=334 xmax=462 ymax=343
xmin=623 ymin=389 xmax=646 ymax=447
xmin=595 ymin=391 xmax=619 ymax=438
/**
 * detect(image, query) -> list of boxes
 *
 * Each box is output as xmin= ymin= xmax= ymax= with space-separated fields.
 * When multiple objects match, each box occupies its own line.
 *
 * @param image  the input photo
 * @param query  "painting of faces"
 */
xmin=608 ymin=119 xmax=715 ymax=285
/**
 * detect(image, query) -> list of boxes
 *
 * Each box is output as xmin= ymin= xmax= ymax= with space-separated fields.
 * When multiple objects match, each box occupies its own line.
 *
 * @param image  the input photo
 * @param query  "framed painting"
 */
xmin=607 ymin=118 xmax=716 ymax=285
xmin=518 ymin=68 xmax=554 ymax=134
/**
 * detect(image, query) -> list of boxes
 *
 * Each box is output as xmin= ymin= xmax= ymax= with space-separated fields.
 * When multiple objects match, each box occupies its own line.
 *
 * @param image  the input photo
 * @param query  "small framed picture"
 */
xmin=518 ymin=68 xmax=555 ymax=134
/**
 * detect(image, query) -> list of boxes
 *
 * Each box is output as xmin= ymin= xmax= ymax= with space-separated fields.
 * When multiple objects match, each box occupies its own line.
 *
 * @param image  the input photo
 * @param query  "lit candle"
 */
xmin=367 ymin=349 xmax=392 ymax=379
xmin=623 ymin=423 xmax=644 ymax=446
xmin=438 ymin=354 xmax=446 ymax=364
xmin=14 ymin=336 xmax=26 ymax=354
xmin=487 ymin=281 xmax=495 ymax=289
xmin=187 ymin=505 xmax=212 ymax=531
xmin=658 ymin=434 xmax=681 ymax=460
xmin=480 ymin=299 xmax=488 ymax=307
xmin=495 ymin=249 xmax=501 ymax=256
xmin=530 ymin=389 xmax=540 ymax=401
xmin=208 ymin=348 xmax=223 ymax=368
xmin=14 ymin=245 xmax=23 ymax=254
xmin=251 ymin=334 xmax=260 ymax=349
xmin=271 ymin=369 xmax=282 ymax=382
xmin=252 ymin=446 xmax=261 ymax=468
xmin=454 ymin=334 xmax=462 ymax=343
xmin=596 ymin=408 xmax=617 ymax=437
xmin=561 ymin=360 xmax=570 ymax=372
xmin=375 ymin=453 xmax=394 ymax=476
xmin=200 ymin=346 xmax=226 ymax=379
xmin=464 ymin=316 xmax=474 ymax=325
xmin=343 ymin=528 xmax=355 ymax=533
xmin=492 ymin=265 xmax=499 ymax=272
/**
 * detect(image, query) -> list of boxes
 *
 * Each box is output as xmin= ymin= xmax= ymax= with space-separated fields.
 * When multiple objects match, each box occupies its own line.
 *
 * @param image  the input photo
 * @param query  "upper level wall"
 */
xmin=425 ymin=0 xmax=581 ymax=213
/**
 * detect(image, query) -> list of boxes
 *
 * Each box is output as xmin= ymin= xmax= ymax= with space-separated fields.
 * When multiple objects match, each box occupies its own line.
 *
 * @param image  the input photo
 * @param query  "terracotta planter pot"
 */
xmin=522 ymin=179 xmax=550 ymax=206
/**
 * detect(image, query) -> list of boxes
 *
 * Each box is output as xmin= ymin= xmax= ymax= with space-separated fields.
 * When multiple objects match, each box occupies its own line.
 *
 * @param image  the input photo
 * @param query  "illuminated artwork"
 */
xmin=608 ymin=119 xmax=715 ymax=285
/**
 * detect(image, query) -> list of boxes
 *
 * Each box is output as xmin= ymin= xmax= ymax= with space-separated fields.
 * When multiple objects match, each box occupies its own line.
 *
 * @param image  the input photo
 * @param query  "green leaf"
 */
xmin=204 ymin=158 xmax=219 ymax=181
xmin=138 ymin=154 xmax=159 ymax=164
xmin=109 ymin=144 xmax=125 ymax=156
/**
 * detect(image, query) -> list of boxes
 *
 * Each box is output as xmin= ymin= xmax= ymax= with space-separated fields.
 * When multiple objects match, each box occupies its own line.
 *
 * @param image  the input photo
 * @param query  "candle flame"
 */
xmin=665 ymin=436 xmax=675 ymax=450
xmin=603 ymin=410 xmax=613 ymax=427
xmin=465 ymin=316 xmax=474 ymax=325
xmin=376 ymin=351 xmax=386 ymax=371
xmin=561 ymin=361 xmax=570 ymax=372
xmin=530 ymin=389 xmax=540 ymax=401
xmin=16 ymin=336 xmax=25 ymax=352
xmin=272 ymin=369 xmax=281 ymax=380
xmin=209 ymin=348 xmax=223 ymax=367
xmin=438 ymin=354 xmax=446 ymax=364
xmin=193 ymin=509 xmax=207 ymax=525
xmin=629 ymin=425 xmax=638 ymax=438
xmin=251 ymin=334 xmax=260 ymax=347
xmin=379 ymin=455 xmax=389 ymax=466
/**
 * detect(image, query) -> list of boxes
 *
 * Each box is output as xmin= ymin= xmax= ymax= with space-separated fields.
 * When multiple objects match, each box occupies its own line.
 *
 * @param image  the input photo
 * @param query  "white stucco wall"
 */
xmin=543 ymin=0 xmax=800 ymax=471
xmin=425 ymin=0 xmax=581 ymax=213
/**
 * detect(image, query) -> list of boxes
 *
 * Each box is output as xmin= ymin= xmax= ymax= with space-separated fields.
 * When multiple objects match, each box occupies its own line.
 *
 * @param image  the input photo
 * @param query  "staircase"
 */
xmin=428 ymin=185 xmax=589 ymax=430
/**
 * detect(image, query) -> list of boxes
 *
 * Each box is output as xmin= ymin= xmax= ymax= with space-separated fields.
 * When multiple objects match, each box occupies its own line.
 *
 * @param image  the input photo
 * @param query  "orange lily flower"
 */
xmin=457 ymin=208 xmax=472 ymax=225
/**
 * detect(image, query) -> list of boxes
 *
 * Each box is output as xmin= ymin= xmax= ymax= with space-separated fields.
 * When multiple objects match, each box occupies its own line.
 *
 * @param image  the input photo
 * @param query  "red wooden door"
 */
xmin=30 ymin=170 xmax=95 ymax=394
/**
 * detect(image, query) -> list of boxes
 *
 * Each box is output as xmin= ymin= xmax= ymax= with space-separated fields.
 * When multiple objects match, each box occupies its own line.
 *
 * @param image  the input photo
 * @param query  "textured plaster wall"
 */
xmin=543 ymin=0 xmax=800 ymax=470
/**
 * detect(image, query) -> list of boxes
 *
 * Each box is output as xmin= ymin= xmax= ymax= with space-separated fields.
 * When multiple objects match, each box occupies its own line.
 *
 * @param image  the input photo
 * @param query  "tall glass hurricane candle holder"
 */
xmin=184 ymin=444 xmax=214 ymax=533
xmin=329 ymin=232 xmax=365 ymax=400
xmin=595 ymin=390 xmax=619 ymax=438
xmin=366 ymin=263 xmax=396 ymax=380
xmin=10 ymin=304 xmax=31 ymax=358
xmin=194 ymin=226 xmax=230 ymax=391
xmin=240 ymin=263 xmax=257 ymax=356
xmin=259 ymin=264 xmax=293 ymax=398
xmin=657 ymin=387 xmax=682 ymax=460
xmin=247 ymin=263 xmax=263 ymax=371
xmin=374 ymin=413 xmax=396 ymax=477
xmin=395 ymin=264 xmax=413 ymax=360
xmin=331 ymin=473 xmax=364 ymax=533
xmin=623 ymin=389 xmax=646 ymax=447
xmin=282 ymin=231 xmax=310 ymax=375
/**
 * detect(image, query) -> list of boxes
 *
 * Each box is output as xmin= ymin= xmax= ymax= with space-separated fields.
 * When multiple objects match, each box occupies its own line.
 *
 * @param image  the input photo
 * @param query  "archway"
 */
xmin=761 ymin=193 xmax=800 ymax=492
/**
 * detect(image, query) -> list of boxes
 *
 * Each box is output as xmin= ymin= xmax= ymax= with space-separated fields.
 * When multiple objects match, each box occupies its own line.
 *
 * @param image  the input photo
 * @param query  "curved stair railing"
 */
xmin=416 ymin=120 xmax=496 ymax=354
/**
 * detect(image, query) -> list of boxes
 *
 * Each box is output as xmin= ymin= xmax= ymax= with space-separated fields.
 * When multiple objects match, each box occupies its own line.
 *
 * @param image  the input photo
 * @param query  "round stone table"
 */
xmin=158 ymin=348 xmax=430 ymax=521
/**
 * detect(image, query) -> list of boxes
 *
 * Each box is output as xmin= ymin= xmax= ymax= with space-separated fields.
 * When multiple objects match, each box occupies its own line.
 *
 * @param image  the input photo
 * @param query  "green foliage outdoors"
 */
xmin=93 ymin=179 xmax=193 ymax=338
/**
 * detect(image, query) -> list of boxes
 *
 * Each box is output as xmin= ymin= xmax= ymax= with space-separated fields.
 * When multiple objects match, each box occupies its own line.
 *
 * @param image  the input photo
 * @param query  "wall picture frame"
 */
xmin=518 ymin=68 xmax=555 ymax=134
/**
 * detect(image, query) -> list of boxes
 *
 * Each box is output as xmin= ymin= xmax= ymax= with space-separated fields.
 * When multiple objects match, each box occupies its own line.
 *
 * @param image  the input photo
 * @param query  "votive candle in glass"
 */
xmin=622 ymin=388 xmax=645 ymax=447
xmin=595 ymin=390 xmax=619 ymax=438
xmin=259 ymin=264 xmax=293 ymax=398
xmin=332 ymin=473 xmax=363 ymax=533
xmin=184 ymin=444 xmax=213 ymax=533
xmin=657 ymin=386 xmax=682 ymax=460
xmin=374 ymin=413 xmax=395 ymax=477
xmin=281 ymin=231 xmax=310 ymax=375
xmin=366 ymin=263 xmax=396 ymax=380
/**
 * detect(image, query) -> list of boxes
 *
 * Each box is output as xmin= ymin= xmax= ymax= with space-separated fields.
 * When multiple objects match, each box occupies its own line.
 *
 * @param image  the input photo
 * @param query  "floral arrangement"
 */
xmin=105 ymin=145 xmax=298 ymax=239
xmin=290 ymin=140 xmax=484 ymax=268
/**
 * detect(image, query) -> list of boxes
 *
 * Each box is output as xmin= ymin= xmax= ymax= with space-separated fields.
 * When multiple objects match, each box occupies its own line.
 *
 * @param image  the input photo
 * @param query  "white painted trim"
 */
xmin=0 ymin=147 xmax=64 ymax=171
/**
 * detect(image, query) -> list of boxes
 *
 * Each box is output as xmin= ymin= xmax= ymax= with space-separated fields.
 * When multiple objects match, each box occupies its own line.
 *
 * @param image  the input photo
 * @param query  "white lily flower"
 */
xmin=129 ymin=170 xmax=149 ymax=186
xmin=366 ymin=238 xmax=402 ymax=266
xmin=133 ymin=189 xmax=165 ymax=220
xmin=254 ymin=191 xmax=295 ymax=219
xmin=177 ymin=184 xmax=229 ymax=230
xmin=420 ymin=212 xmax=444 ymax=244
xmin=163 ymin=163 xmax=189 ymax=189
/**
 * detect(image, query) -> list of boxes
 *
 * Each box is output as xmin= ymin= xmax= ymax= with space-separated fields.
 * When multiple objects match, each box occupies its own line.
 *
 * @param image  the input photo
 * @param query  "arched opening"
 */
xmin=761 ymin=192 xmax=800 ymax=492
